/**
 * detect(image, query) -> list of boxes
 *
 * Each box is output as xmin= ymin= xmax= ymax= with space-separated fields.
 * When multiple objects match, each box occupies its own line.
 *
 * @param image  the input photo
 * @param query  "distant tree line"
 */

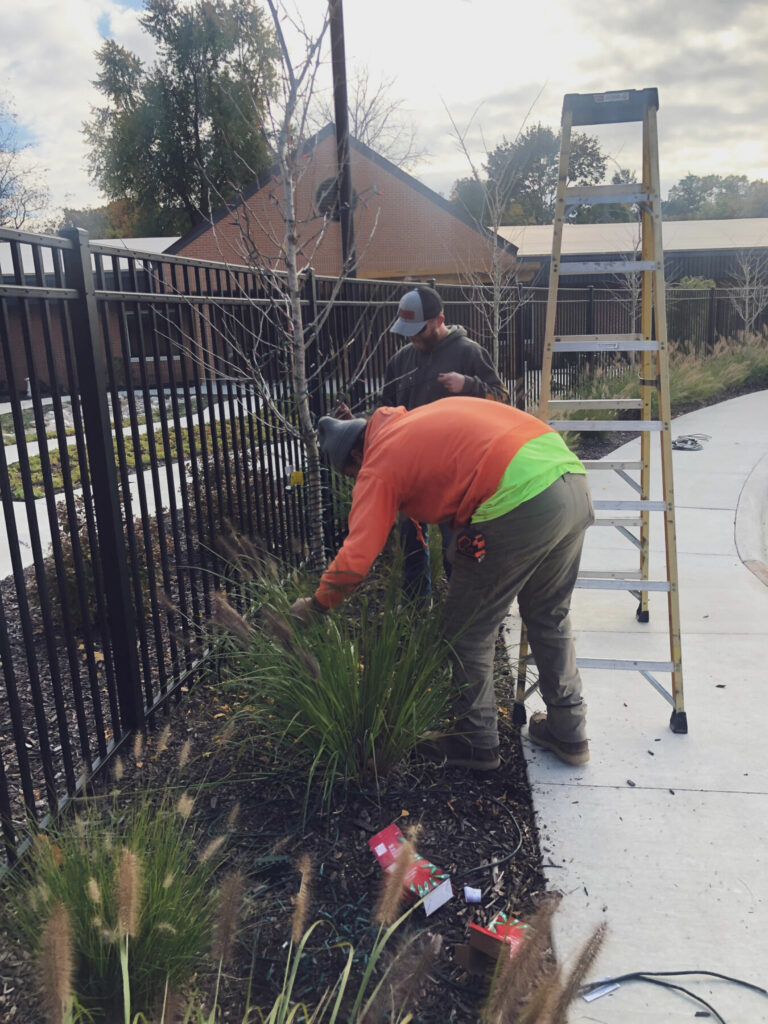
xmin=449 ymin=126 xmax=768 ymax=227
xmin=661 ymin=174 xmax=768 ymax=220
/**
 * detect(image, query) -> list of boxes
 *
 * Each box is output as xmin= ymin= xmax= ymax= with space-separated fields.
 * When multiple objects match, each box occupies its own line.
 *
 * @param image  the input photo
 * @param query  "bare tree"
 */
xmin=729 ymin=248 xmax=768 ymax=335
xmin=604 ymin=223 xmax=644 ymax=334
xmin=445 ymin=103 xmax=536 ymax=395
xmin=310 ymin=65 xmax=426 ymax=170
xmin=0 ymin=95 xmax=50 ymax=228
xmin=150 ymin=1 xmax=390 ymax=570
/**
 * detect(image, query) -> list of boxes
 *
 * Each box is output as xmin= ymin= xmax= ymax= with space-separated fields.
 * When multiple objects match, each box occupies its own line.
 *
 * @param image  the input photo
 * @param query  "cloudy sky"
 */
xmin=2 ymin=0 xmax=767 ymax=219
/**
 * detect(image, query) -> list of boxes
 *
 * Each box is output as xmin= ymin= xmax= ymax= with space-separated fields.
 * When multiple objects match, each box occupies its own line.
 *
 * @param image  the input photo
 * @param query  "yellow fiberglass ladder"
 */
xmin=513 ymin=88 xmax=687 ymax=734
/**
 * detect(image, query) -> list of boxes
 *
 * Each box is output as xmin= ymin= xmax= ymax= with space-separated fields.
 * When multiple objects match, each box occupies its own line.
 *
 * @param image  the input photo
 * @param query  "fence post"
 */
xmin=707 ymin=287 xmax=716 ymax=349
xmin=302 ymin=269 xmax=322 ymax=420
xmin=61 ymin=227 xmax=144 ymax=732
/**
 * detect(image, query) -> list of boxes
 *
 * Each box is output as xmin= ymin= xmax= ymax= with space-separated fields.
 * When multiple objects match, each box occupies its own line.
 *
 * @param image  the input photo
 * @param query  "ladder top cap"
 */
xmin=563 ymin=88 xmax=659 ymax=125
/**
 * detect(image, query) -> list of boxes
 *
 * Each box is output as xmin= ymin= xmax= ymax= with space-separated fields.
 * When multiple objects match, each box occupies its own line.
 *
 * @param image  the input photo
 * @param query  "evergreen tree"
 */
xmin=84 ymin=0 xmax=279 ymax=234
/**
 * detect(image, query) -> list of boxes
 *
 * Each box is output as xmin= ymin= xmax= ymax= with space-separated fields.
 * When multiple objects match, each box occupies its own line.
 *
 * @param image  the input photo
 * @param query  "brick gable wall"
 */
xmin=175 ymin=134 xmax=515 ymax=282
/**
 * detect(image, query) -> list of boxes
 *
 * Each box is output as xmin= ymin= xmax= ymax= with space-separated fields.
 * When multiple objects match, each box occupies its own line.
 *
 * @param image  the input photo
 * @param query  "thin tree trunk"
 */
xmin=278 ymin=140 xmax=326 ymax=570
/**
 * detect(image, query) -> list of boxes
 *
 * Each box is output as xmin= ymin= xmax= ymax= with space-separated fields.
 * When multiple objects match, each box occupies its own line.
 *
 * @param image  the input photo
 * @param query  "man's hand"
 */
xmin=291 ymin=596 xmax=325 ymax=624
xmin=437 ymin=372 xmax=465 ymax=394
xmin=334 ymin=401 xmax=353 ymax=420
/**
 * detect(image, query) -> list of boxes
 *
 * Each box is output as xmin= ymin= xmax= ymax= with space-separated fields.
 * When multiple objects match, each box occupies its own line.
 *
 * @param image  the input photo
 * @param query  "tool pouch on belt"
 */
xmin=455 ymin=525 xmax=487 ymax=563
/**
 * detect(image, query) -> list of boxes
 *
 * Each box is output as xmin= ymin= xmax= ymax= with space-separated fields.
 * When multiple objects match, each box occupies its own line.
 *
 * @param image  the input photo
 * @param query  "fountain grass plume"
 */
xmin=291 ymin=855 xmax=313 ymax=943
xmin=38 ymin=901 xmax=74 ymax=1024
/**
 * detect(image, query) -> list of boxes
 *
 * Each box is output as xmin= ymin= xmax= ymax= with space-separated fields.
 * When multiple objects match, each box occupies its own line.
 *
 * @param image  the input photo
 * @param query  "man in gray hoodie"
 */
xmin=382 ymin=285 xmax=508 ymax=600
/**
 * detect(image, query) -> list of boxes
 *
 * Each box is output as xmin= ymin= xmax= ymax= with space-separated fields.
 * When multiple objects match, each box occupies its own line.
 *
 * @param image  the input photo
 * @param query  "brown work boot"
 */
xmin=528 ymin=712 xmax=589 ymax=766
xmin=417 ymin=732 xmax=501 ymax=771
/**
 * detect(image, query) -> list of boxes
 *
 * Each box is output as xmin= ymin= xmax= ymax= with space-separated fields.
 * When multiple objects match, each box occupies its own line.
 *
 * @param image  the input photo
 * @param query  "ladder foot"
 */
xmin=669 ymin=710 xmax=688 ymax=734
xmin=512 ymin=702 xmax=527 ymax=726
xmin=636 ymin=605 xmax=650 ymax=623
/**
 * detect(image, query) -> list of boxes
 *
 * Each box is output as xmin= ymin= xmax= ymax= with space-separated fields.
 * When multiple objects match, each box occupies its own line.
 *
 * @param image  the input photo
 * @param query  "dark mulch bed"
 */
xmin=1 ymin=632 xmax=554 ymax=1023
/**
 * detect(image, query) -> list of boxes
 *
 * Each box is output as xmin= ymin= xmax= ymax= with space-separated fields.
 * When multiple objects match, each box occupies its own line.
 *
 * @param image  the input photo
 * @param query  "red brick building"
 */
xmin=166 ymin=125 xmax=517 ymax=283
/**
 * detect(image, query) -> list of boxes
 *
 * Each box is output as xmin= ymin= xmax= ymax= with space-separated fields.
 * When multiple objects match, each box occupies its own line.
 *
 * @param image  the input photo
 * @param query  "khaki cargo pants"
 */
xmin=442 ymin=473 xmax=594 ymax=749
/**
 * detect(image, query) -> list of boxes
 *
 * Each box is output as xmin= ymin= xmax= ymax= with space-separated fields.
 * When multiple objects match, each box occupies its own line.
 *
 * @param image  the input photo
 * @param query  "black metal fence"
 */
xmin=0 ymin=224 xmax=764 ymax=863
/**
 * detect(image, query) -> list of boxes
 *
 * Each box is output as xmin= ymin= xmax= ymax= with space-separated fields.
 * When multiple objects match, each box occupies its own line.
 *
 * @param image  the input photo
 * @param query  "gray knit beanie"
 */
xmin=317 ymin=416 xmax=367 ymax=472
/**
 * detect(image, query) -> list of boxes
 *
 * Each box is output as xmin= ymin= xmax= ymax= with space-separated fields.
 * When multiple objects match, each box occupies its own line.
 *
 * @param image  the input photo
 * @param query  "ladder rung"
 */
xmin=564 ymin=183 xmax=651 ymax=206
xmin=549 ymin=419 xmax=663 ymax=431
xmin=592 ymin=516 xmax=642 ymax=527
xmin=575 ymin=578 xmax=671 ymax=591
xmin=558 ymin=260 xmax=658 ymax=275
xmin=548 ymin=399 xmax=643 ymax=412
xmin=583 ymin=460 xmax=643 ymax=470
xmin=576 ymin=658 xmax=675 ymax=673
xmin=593 ymin=500 xmax=666 ymax=511
xmin=579 ymin=570 xmax=643 ymax=579
xmin=552 ymin=337 xmax=659 ymax=352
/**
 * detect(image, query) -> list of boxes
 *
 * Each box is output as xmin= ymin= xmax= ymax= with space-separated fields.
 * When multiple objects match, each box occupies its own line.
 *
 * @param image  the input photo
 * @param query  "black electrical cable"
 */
xmin=455 ymin=796 xmax=524 ymax=881
xmin=581 ymin=968 xmax=767 ymax=998
xmin=581 ymin=968 xmax=768 ymax=1024
xmin=630 ymin=977 xmax=726 ymax=1023
xmin=672 ymin=433 xmax=710 ymax=451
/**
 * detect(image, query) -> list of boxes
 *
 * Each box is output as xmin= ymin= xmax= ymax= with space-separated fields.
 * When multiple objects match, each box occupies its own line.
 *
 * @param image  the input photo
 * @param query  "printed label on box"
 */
xmin=368 ymin=823 xmax=453 ymax=916
xmin=468 ymin=911 xmax=532 ymax=959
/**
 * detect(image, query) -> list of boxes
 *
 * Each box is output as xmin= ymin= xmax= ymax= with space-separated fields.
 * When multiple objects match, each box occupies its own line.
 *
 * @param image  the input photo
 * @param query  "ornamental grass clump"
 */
xmin=2 ymin=741 xmax=234 ymax=1021
xmin=556 ymin=329 xmax=768 ymax=445
xmin=210 ymin=553 xmax=452 ymax=805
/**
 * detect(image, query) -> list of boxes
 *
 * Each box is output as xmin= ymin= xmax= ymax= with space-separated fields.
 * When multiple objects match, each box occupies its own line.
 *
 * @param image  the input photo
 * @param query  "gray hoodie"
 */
xmin=380 ymin=327 xmax=508 ymax=409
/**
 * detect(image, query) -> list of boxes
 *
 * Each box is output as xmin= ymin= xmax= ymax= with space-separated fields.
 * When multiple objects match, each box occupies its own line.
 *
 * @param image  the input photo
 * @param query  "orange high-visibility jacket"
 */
xmin=315 ymin=398 xmax=559 ymax=609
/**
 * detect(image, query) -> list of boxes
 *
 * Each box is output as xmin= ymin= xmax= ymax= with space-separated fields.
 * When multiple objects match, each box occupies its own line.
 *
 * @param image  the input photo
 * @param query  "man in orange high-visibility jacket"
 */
xmin=291 ymin=397 xmax=595 ymax=770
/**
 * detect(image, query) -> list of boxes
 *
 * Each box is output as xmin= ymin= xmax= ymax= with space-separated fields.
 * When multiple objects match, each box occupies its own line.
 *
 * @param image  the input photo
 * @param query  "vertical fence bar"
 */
xmin=61 ymin=227 xmax=144 ymax=732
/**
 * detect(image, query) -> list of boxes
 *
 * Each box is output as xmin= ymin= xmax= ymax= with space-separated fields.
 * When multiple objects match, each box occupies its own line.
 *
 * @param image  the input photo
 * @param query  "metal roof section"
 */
xmin=498 ymin=218 xmax=768 ymax=257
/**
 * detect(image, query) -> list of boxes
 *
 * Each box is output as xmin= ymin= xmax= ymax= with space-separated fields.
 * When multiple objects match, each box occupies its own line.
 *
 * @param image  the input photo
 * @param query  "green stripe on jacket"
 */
xmin=472 ymin=432 xmax=586 ymax=523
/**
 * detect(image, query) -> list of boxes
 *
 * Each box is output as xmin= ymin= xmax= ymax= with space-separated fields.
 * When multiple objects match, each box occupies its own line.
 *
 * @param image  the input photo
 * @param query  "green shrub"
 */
xmin=673 ymin=275 xmax=716 ymax=289
xmin=210 ymin=558 xmax=452 ymax=808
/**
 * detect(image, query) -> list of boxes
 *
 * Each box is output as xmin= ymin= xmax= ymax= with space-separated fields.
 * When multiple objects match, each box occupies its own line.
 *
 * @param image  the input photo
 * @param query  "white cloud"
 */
xmin=1 ymin=0 xmax=766 ymax=222
xmin=0 ymin=0 xmax=148 ymax=212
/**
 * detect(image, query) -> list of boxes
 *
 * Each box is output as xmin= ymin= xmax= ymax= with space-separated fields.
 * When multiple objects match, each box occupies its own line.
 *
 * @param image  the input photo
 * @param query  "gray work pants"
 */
xmin=441 ymin=473 xmax=594 ymax=748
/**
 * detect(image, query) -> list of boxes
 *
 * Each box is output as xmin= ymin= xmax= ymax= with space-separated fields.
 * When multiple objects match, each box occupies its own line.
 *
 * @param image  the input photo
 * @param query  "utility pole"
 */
xmin=328 ymin=0 xmax=356 ymax=277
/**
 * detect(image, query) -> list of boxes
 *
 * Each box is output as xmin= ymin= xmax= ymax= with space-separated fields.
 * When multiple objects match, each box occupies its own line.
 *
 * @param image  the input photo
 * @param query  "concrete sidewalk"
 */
xmin=507 ymin=390 xmax=768 ymax=1022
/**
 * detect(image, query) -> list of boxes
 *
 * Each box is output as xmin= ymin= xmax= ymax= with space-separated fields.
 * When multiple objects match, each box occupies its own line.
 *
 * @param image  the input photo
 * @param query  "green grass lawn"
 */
xmin=0 ymin=398 xmax=195 ymax=446
xmin=3 ymin=417 xmax=243 ymax=500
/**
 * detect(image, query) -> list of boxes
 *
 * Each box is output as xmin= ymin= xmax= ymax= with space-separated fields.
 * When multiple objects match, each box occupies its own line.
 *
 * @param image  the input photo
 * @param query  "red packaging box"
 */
xmin=468 ymin=911 xmax=531 ymax=959
xmin=368 ymin=823 xmax=453 ymax=916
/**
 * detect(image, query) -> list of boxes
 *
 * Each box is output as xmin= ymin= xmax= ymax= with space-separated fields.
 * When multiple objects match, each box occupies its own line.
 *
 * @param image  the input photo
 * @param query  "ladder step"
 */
xmin=564 ymin=183 xmax=651 ymax=206
xmin=574 ymin=578 xmax=671 ymax=591
xmin=583 ymin=460 xmax=643 ymax=470
xmin=576 ymin=657 xmax=675 ymax=673
xmin=593 ymin=500 xmax=666 ymax=511
xmin=591 ymin=516 xmax=642 ymax=527
xmin=549 ymin=419 xmax=663 ymax=431
xmin=552 ymin=337 xmax=659 ymax=352
xmin=549 ymin=399 xmax=643 ymax=412
xmin=564 ymin=88 xmax=659 ymax=127
xmin=579 ymin=569 xmax=643 ymax=579
xmin=558 ymin=259 xmax=658 ymax=275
